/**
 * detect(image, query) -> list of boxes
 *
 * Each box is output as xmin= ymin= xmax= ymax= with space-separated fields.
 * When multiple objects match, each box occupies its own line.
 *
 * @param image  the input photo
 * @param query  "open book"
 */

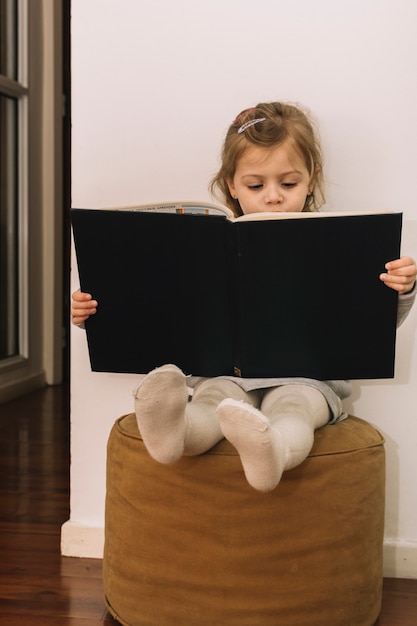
xmin=71 ymin=201 xmax=403 ymax=380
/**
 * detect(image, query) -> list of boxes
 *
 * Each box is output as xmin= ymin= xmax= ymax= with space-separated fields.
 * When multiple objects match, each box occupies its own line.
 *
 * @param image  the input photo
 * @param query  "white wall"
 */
xmin=63 ymin=0 xmax=417 ymax=577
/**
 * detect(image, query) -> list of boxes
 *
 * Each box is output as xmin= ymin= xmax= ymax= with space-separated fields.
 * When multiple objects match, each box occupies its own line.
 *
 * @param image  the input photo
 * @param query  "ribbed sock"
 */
xmin=133 ymin=364 xmax=189 ymax=464
xmin=217 ymin=398 xmax=287 ymax=492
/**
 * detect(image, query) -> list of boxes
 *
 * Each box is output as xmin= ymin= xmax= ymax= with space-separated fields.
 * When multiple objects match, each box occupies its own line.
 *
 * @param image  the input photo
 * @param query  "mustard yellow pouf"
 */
xmin=103 ymin=413 xmax=385 ymax=626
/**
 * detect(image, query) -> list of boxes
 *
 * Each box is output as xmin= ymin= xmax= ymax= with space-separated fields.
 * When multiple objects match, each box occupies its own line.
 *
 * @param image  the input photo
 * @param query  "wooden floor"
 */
xmin=0 ymin=384 xmax=113 ymax=625
xmin=0 ymin=385 xmax=416 ymax=625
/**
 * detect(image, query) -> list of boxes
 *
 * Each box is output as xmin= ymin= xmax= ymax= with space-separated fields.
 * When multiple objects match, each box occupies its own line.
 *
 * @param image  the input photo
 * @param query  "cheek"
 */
xmin=238 ymin=197 xmax=254 ymax=215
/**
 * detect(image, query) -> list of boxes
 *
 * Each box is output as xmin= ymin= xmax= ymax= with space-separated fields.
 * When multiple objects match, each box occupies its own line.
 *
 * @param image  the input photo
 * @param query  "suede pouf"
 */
xmin=103 ymin=413 xmax=385 ymax=626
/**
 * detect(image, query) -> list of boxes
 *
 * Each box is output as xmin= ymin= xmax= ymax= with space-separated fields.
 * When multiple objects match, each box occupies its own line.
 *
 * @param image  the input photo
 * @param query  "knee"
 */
xmin=193 ymin=379 xmax=261 ymax=407
xmin=261 ymin=384 xmax=329 ymax=418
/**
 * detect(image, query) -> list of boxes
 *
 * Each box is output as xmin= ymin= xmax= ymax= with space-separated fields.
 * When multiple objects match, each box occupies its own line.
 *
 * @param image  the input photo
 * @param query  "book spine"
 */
xmin=231 ymin=225 xmax=244 ymax=377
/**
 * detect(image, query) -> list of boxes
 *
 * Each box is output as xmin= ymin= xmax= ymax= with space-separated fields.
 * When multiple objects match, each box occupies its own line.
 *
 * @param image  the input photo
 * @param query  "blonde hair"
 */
xmin=210 ymin=102 xmax=325 ymax=217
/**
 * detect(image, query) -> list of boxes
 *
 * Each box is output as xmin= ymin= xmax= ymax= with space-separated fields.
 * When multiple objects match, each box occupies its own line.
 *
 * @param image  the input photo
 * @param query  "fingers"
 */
xmin=380 ymin=256 xmax=417 ymax=294
xmin=71 ymin=290 xmax=98 ymax=324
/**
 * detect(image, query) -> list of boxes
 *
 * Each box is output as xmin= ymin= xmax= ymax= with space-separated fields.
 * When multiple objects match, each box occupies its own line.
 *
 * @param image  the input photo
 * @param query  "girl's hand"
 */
xmin=379 ymin=256 xmax=417 ymax=294
xmin=71 ymin=290 xmax=98 ymax=325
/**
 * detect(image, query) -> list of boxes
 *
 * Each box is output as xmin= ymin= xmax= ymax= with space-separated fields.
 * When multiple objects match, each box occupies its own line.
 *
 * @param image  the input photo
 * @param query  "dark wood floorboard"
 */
xmin=0 ymin=384 xmax=416 ymax=624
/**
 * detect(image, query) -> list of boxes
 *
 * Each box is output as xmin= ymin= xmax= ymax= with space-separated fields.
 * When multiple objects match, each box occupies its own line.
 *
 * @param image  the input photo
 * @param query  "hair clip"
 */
xmin=237 ymin=118 xmax=266 ymax=134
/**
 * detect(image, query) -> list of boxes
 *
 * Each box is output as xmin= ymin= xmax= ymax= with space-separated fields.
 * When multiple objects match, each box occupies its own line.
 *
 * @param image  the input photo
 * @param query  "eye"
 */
xmin=248 ymin=183 xmax=263 ymax=190
xmin=282 ymin=182 xmax=297 ymax=189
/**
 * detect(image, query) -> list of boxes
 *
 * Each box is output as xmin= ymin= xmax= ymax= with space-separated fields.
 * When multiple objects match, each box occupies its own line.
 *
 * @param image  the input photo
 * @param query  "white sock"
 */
xmin=133 ymin=364 xmax=189 ymax=464
xmin=217 ymin=398 xmax=287 ymax=492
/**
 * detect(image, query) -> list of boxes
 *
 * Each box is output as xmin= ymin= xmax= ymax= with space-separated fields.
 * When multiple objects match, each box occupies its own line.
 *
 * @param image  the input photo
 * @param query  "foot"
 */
xmin=134 ymin=364 xmax=189 ymax=464
xmin=217 ymin=398 xmax=287 ymax=492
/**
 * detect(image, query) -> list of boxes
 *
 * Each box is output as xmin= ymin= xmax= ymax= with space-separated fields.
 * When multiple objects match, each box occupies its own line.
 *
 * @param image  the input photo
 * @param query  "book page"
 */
xmin=100 ymin=200 xmax=234 ymax=218
xmin=234 ymin=209 xmax=397 ymax=222
xmin=82 ymin=201 xmax=396 ymax=223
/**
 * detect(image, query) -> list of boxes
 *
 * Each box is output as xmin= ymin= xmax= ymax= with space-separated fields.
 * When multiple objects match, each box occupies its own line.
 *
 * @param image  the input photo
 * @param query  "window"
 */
xmin=0 ymin=0 xmax=65 ymax=402
xmin=0 ymin=0 xmax=28 ymax=364
xmin=0 ymin=95 xmax=18 ymax=359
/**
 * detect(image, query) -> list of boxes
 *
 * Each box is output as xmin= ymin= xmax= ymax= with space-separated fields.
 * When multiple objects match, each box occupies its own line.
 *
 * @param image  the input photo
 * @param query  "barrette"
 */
xmin=237 ymin=118 xmax=266 ymax=134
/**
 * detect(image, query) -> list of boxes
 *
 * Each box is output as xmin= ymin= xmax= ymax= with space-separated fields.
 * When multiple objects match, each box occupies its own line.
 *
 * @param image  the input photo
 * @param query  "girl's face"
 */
xmin=227 ymin=141 xmax=314 ymax=215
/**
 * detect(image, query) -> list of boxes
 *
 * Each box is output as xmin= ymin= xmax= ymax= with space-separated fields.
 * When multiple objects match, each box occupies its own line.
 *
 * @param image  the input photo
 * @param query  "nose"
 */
xmin=265 ymin=186 xmax=283 ymax=205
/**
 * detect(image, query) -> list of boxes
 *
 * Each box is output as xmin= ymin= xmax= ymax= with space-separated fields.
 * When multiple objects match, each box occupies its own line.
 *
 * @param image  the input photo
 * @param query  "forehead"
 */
xmin=237 ymin=140 xmax=307 ymax=173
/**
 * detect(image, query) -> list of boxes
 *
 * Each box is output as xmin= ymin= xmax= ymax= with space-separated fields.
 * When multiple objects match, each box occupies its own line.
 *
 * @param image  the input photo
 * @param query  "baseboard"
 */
xmin=383 ymin=540 xmax=417 ymax=579
xmin=60 ymin=520 xmax=417 ymax=578
xmin=60 ymin=520 xmax=104 ymax=558
xmin=0 ymin=371 xmax=46 ymax=404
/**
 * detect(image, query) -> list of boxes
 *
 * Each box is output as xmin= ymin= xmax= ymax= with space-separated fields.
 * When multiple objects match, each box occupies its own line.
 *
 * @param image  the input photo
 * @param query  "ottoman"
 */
xmin=103 ymin=413 xmax=385 ymax=626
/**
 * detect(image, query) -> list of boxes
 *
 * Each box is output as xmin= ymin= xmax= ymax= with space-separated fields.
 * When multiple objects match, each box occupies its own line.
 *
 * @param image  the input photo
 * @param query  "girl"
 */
xmin=72 ymin=102 xmax=417 ymax=492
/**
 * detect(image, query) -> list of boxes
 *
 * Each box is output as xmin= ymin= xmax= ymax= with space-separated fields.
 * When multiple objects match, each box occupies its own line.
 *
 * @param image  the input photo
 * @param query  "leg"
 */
xmin=183 ymin=379 xmax=261 ymax=456
xmin=217 ymin=384 xmax=330 ymax=492
xmin=134 ymin=365 xmax=260 ymax=464
xmin=261 ymin=384 xmax=330 ymax=469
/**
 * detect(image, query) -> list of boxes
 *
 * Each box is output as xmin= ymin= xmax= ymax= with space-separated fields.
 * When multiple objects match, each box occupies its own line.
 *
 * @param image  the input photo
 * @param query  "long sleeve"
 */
xmin=397 ymin=283 xmax=416 ymax=327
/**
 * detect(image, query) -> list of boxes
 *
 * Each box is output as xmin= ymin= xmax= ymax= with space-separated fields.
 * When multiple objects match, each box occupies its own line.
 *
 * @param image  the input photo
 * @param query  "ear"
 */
xmin=227 ymin=179 xmax=237 ymax=199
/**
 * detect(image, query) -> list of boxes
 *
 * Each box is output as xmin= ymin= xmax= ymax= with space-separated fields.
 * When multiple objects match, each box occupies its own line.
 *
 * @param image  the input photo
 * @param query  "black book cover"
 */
xmin=71 ymin=208 xmax=402 ymax=380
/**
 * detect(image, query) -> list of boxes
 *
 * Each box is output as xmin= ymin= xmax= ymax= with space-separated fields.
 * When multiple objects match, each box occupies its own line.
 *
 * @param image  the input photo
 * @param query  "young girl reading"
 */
xmin=72 ymin=101 xmax=417 ymax=492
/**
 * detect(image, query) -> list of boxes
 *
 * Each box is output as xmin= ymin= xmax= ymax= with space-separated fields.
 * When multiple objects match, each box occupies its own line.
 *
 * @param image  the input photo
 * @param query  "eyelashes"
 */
xmin=247 ymin=182 xmax=298 ymax=190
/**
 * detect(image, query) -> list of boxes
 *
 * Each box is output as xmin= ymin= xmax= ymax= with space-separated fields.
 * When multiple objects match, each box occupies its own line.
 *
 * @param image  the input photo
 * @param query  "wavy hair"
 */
xmin=210 ymin=102 xmax=325 ymax=217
